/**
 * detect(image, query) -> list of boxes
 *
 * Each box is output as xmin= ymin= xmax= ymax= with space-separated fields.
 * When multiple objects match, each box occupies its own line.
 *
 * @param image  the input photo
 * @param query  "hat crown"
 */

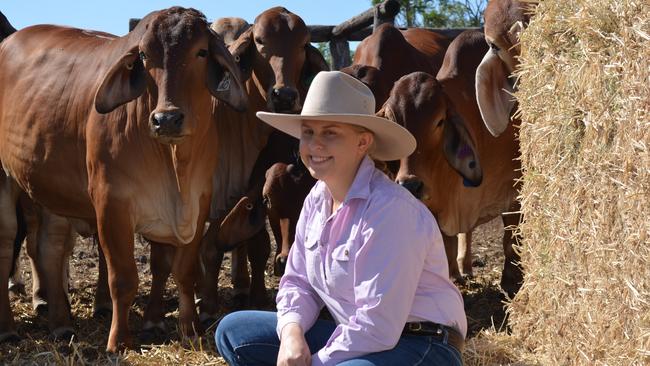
xmin=301 ymin=71 xmax=376 ymax=116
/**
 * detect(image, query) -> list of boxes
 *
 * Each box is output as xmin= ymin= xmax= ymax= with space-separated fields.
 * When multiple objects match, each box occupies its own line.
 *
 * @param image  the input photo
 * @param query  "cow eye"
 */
xmin=197 ymin=49 xmax=208 ymax=58
xmin=489 ymin=42 xmax=500 ymax=53
xmin=139 ymin=51 xmax=147 ymax=61
xmin=254 ymin=37 xmax=264 ymax=45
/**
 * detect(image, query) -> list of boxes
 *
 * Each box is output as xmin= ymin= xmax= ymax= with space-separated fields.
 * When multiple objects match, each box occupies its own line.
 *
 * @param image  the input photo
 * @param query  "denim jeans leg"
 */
xmin=215 ymin=310 xmax=337 ymax=366
xmin=336 ymin=334 xmax=463 ymax=366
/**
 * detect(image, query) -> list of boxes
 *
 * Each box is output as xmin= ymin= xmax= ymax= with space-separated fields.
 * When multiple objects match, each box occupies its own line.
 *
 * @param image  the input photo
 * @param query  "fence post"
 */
xmin=373 ymin=0 xmax=400 ymax=31
xmin=329 ymin=37 xmax=351 ymax=70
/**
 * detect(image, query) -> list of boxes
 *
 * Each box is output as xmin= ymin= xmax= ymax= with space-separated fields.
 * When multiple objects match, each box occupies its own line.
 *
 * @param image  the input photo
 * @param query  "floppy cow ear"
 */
xmin=475 ymin=50 xmax=515 ymax=137
xmin=442 ymin=112 xmax=483 ymax=187
xmin=228 ymin=27 xmax=254 ymax=82
xmin=301 ymin=44 xmax=329 ymax=89
xmin=94 ymin=46 xmax=146 ymax=114
xmin=208 ymin=30 xmax=249 ymax=112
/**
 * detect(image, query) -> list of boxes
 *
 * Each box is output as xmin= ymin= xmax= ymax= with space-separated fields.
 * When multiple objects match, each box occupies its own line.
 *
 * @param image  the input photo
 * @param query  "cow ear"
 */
xmin=94 ymin=46 xmax=146 ymax=114
xmin=442 ymin=112 xmax=483 ymax=187
xmin=475 ymin=50 xmax=515 ymax=137
xmin=208 ymin=30 xmax=248 ymax=112
xmin=301 ymin=44 xmax=329 ymax=89
xmin=228 ymin=27 xmax=254 ymax=82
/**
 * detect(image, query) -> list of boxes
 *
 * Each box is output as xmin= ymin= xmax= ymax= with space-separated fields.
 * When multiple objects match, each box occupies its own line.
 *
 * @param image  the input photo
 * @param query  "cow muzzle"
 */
xmin=149 ymin=110 xmax=186 ymax=143
xmin=268 ymin=87 xmax=300 ymax=113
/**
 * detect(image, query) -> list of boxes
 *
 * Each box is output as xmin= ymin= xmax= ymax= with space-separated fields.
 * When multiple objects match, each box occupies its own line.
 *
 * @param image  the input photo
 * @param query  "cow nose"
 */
xmin=270 ymin=87 xmax=299 ymax=113
xmin=150 ymin=111 xmax=184 ymax=136
xmin=399 ymin=179 xmax=424 ymax=199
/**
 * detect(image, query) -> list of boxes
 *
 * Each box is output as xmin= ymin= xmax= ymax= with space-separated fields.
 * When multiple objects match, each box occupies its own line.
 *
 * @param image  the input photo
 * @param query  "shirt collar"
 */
xmin=343 ymin=155 xmax=374 ymax=202
xmin=312 ymin=154 xmax=375 ymax=206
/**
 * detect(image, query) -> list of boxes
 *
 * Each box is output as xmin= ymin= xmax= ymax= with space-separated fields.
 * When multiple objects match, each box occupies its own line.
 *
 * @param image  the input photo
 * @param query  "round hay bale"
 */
xmin=510 ymin=0 xmax=650 ymax=364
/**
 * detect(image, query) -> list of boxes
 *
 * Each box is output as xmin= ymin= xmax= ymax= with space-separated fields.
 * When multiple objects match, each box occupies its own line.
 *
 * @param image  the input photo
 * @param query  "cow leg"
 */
xmin=8 ymin=260 xmax=25 ymax=296
xmin=501 ymin=207 xmax=523 ymax=298
xmin=96 ymin=202 xmax=138 ymax=353
xmin=442 ymin=234 xmax=463 ymax=282
xmin=37 ymin=209 xmax=74 ymax=340
xmin=142 ymin=242 xmax=173 ymax=338
xmin=94 ymin=240 xmax=112 ymax=318
xmin=196 ymin=221 xmax=222 ymax=326
xmin=231 ymin=245 xmax=250 ymax=309
xmin=457 ymin=231 xmax=474 ymax=278
xmin=0 ymin=177 xmax=20 ymax=342
xmin=273 ymin=218 xmax=292 ymax=276
xmin=248 ymin=229 xmax=270 ymax=308
xmin=170 ymin=226 xmax=205 ymax=341
xmin=23 ymin=204 xmax=48 ymax=314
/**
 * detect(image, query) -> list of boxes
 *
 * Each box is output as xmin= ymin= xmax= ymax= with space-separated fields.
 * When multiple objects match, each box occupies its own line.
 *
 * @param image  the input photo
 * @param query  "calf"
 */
xmin=263 ymin=161 xmax=316 ymax=276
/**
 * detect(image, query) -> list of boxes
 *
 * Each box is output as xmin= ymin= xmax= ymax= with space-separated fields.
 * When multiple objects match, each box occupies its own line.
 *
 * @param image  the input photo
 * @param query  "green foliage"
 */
xmin=371 ymin=0 xmax=486 ymax=27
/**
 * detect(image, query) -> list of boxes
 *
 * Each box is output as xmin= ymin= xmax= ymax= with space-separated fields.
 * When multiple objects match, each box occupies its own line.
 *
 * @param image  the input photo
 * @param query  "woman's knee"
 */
xmin=215 ymin=311 xmax=279 ymax=352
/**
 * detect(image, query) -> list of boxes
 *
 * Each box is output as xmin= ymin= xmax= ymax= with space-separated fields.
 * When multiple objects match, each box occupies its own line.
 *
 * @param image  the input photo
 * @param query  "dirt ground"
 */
xmin=0 ymin=217 xmax=509 ymax=365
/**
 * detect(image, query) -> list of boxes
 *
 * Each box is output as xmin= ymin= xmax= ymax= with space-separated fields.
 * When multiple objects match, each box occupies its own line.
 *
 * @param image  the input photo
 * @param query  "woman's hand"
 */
xmin=277 ymin=323 xmax=311 ymax=366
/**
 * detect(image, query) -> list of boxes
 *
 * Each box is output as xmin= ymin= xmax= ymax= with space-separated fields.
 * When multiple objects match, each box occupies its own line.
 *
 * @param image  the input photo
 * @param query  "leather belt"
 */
xmin=402 ymin=322 xmax=465 ymax=353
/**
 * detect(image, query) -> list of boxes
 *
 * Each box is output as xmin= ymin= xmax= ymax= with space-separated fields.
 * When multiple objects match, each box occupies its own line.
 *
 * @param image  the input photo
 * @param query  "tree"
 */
xmin=371 ymin=0 xmax=486 ymax=28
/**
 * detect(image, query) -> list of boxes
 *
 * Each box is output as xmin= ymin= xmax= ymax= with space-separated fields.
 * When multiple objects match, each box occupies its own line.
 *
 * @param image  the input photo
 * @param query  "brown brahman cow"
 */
xmin=342 ymin=23 xmax=451 ymax=108
xmin=144 ymin=7 xmax=328 ymax=330
xmin=476 ymin=0 xmax=536 ymax=137
xmin=379 ymin=30 xmax=523 ymax=297
xmin=0 ymin=7 xmax=247 ymax=351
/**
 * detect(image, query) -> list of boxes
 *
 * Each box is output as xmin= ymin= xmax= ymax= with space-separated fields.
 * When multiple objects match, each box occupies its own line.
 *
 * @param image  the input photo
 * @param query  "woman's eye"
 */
xmin=301 ymin=129 xmax=313 ymax=137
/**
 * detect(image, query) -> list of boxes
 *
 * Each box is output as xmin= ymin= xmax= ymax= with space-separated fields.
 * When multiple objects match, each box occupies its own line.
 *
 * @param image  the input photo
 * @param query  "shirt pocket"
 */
xmin=326 ymin=240 xmax=355 ymax=295
xmin=304 ymin=236 xmax=321 ymax=284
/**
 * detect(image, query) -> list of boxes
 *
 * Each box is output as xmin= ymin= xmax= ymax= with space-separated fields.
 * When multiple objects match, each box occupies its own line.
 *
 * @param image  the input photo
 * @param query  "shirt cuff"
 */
xmin=276 ymin=312 xmax=303 ymax=339
xmin=311 ymin=349 xmax=331 ymax=366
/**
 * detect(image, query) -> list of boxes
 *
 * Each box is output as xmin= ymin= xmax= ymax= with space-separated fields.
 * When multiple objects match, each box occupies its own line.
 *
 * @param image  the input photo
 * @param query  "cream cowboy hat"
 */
xmin=256 ymin=71 xmax=416 ymax=161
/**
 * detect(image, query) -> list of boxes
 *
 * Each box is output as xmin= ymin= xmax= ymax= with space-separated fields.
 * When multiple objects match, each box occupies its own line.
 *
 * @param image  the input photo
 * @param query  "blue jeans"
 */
xmin=215 ymin=310 xmax=463 ymax=366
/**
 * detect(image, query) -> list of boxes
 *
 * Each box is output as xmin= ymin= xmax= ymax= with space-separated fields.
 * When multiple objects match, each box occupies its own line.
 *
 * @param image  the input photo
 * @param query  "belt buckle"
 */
xmin=408 ymin=322 xmax=422 ymax=332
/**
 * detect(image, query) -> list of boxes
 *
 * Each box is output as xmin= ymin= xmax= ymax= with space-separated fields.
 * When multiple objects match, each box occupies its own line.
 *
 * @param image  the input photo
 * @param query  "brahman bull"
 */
xmin=379 ymin=30 xmax=523 ymax=297
xmin=0 ymin=7 xmax=247 ymax=351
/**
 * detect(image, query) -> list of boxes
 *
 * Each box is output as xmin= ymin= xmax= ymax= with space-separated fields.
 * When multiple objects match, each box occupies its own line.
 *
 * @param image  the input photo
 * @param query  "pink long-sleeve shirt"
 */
xmin=276 ymin=155 xmax=467 ymax=365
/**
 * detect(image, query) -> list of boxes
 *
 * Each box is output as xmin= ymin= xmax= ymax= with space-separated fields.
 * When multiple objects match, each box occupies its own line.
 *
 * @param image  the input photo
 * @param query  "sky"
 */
xmin=2 ymin=1 xmax=372 ymax=37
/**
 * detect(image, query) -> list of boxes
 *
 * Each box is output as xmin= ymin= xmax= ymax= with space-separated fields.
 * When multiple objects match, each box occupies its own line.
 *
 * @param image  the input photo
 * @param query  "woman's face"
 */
xmin=299 ymin=120 xmax=373 ymax=184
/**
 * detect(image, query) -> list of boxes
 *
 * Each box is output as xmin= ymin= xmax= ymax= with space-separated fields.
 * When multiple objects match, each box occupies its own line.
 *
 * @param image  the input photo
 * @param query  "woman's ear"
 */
xmin=357 ymin=131 xmax=374 ymax=155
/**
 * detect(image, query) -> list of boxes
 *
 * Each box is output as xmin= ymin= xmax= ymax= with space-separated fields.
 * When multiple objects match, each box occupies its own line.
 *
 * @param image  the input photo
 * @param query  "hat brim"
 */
xmin=256 ymin=112 xmax=416 ymax=161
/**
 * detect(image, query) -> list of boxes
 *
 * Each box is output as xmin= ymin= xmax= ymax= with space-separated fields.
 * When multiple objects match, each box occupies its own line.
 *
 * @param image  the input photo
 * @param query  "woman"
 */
xmin=216 ymin=71 xmax=467 ymax=366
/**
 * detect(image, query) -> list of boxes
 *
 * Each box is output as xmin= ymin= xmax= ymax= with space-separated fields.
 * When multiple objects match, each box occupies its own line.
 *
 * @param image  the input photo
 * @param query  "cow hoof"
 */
xmin=0 ymin=331 xmax=21 ymax=343
xmin=93 ymin=306 xmax=112 ymax=319
xmin=51 ymin=327 xmax=76 ymax=342
xmin=8 ymin=282 xmax=26 ymax=297
xmin=34 ymin=302 xmax=49 ymax=317
xmin=140 ymin=321 xmax=167 ymax=344
xmin=180 ymin=334 xmax=201 ymax=349
xmin=273 ymin=256 xmax=288 ymax=276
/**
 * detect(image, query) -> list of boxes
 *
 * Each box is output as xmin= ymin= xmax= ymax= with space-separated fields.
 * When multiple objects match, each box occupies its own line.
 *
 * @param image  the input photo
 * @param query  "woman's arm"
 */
xmin=276 ymin=189 xmax=325 ymax=338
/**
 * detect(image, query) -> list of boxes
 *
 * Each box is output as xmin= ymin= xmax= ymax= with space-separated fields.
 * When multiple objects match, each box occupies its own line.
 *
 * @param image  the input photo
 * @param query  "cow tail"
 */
xmin=9 ymin=202 xmax=27 ymax=277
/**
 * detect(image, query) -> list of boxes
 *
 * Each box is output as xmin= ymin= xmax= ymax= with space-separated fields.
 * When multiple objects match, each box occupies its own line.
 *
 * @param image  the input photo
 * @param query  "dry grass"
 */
xmin=500 ymin=0 xmax=650 ymax=364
